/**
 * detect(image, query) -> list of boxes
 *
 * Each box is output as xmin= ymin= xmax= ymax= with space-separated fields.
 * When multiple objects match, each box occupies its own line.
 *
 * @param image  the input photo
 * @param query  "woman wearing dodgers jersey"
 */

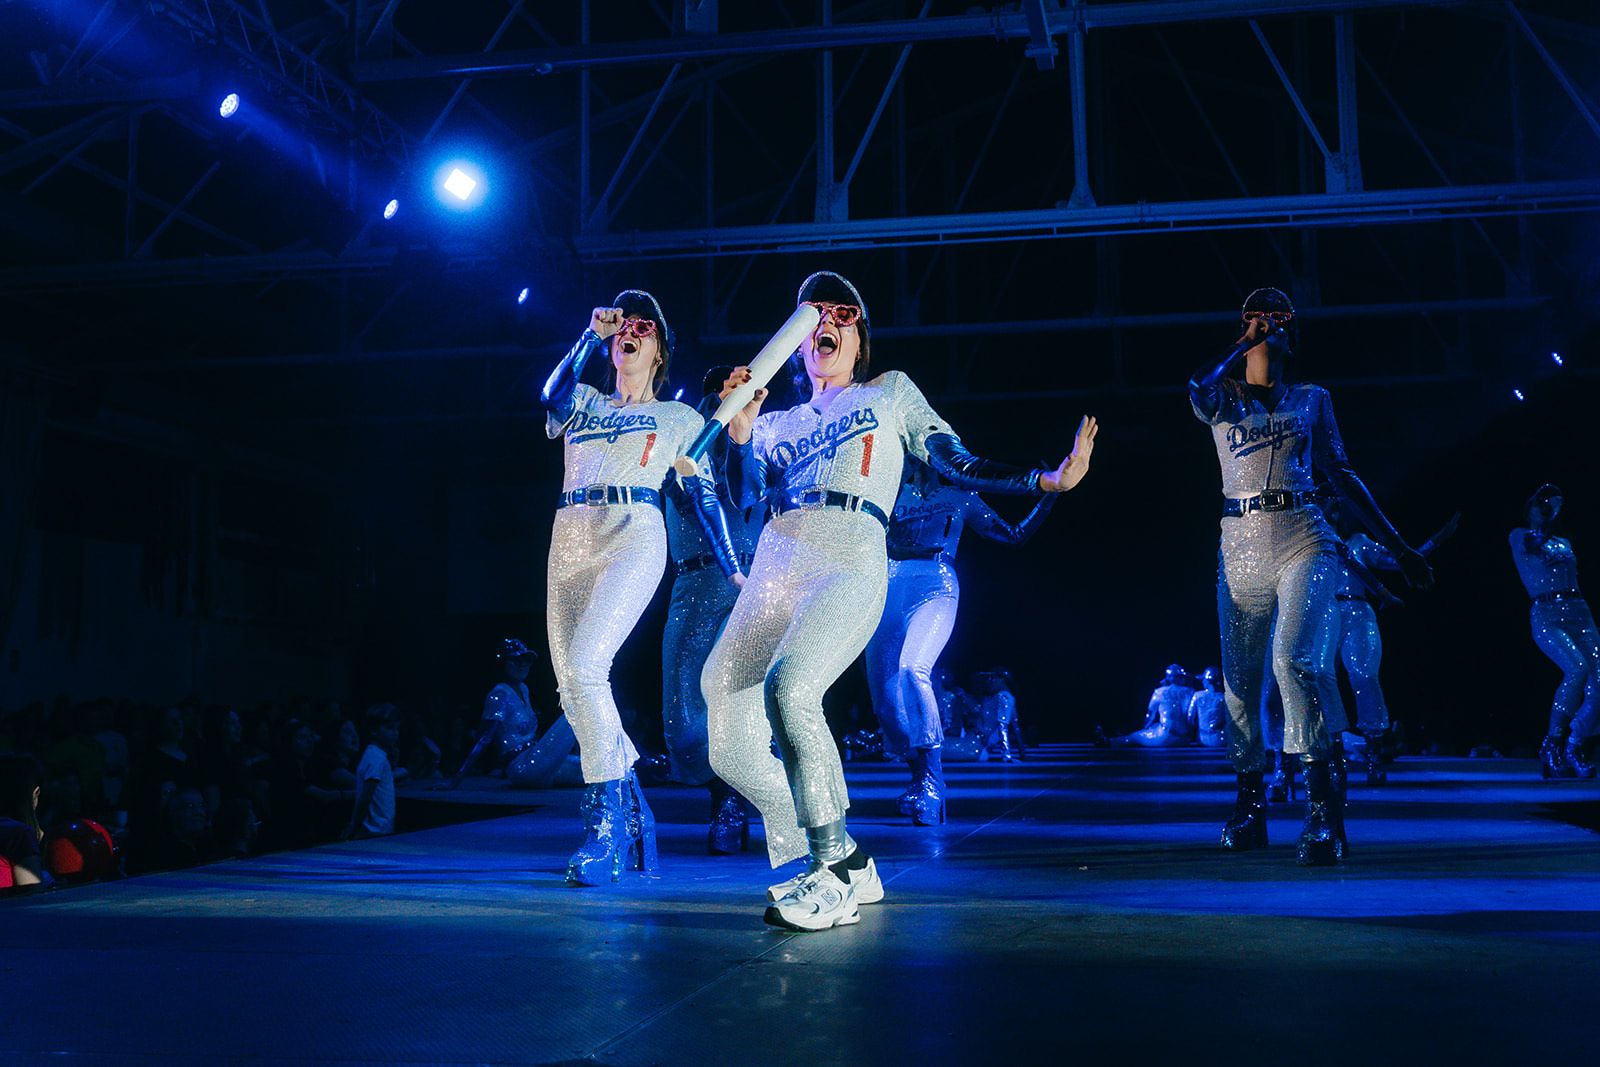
xmin=1189 ymin=286 xmax=1431 ymax=867
xmin=702 ymin=271 xmax=1098 ymax=932
xmin=540 ymin=289 xmax=743 ymax=887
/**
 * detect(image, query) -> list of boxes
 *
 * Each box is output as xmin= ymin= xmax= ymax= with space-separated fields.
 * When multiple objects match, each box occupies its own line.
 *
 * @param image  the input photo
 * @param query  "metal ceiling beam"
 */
xmin=0 ymin=247 xmax=501 ymax=290
xmin=354 ymin=0 xmax=1466 ymax=81
xmin=571 ymin=179 xmax=1600 ymax=260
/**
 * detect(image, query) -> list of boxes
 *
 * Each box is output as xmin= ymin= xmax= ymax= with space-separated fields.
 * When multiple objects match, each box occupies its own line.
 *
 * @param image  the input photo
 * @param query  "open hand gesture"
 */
xmin=1039 ymin=415 xmax=1098 ymax=493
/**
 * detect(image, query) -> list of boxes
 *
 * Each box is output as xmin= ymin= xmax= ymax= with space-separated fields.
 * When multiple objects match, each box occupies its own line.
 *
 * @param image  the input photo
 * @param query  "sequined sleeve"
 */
xmin=481 ymin=686 xmax=512 ymax=726
xmin=885 ymin=371 xmax=955 ymax=464
xmin=961 ymin=491 xmax=1056 ymax=545
xmin=725 ymin=415 xmax=776 ymax=510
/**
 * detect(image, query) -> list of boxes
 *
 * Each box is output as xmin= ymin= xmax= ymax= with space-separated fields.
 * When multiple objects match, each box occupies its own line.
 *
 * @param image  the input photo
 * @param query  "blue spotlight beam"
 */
xmin=573 ymin=179 xmax=1600 ymax=261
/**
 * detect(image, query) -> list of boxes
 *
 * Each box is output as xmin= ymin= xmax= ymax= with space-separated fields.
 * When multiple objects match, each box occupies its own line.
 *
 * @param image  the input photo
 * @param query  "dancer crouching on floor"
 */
xmin=703 ymin=271 xmax=1097 ymax=930
xmin=541 ymin=291 xmax=743 ymax=886
xmin=1189 ymin=287 xmax=1431 ymax=866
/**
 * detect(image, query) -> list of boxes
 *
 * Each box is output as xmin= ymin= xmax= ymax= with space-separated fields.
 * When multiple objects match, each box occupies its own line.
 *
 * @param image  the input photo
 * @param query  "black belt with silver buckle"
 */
xmin=773 ymin=488 xmax=890 ymax=530
xmin=674 ymin=551 xmax=756 ymax=578
xmin=557 ymin=485 xmax=662 ymax=509
xmin=1222 ymin=489 xmax=1315 ymax=517
xmin=1533 ymin=590 xmax=1584 ymax=606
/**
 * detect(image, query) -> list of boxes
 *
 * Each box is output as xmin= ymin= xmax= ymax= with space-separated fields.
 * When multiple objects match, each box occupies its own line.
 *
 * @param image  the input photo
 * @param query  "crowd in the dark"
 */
xmin=0 ymin=696 xmax=484 ymax=894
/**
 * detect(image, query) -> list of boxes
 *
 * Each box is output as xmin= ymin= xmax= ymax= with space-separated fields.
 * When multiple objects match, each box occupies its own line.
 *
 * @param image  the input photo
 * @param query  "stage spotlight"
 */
xmin=219 ymin=92 xmax=240 ymax=119
xmin=674 ymin=388 xmax=685 ymax=400
xmin=1512 ymin=388 xmax=1526 ymax=402
xmin=434 ymin=161 xmax=487 ymax=210
xmin=383 ymin=199 xmax=400 ymax=220
xmin=1552 ymin=351 xmax=1563 ymax=367
xmin=517 ymin=287 xmax=530 ymax=305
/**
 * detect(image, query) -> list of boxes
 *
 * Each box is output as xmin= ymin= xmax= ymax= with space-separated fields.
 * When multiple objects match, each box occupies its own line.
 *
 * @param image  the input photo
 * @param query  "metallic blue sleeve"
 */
xmin=682 ymin=473 xmax=742 ymax=578
xmin=963 ymin=492 xmax=1057 ymax=546
xmin=923 ymin=433 xmax=1042 ymax=495
xmin=724 ymin=438 xmax=770 ymax=511
xmin=540 ymin=329 xmax=604 ymax=425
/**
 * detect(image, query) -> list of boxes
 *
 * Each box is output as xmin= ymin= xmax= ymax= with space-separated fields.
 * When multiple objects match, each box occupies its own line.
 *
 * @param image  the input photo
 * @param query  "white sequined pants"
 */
xmin=546 ymin=504 xmax=664 ymax=784
xmin=1530 ymin=598 xmax=1600 ymax=739
xmin=1216 ymin=507 xmax=1341 ymax=771
xmin=703 ymin=508 xmax=888 ymax=867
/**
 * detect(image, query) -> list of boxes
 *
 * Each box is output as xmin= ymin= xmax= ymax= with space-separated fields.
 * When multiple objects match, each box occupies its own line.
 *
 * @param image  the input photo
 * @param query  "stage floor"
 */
xmin=6 ymin=746 xmax=1600 ymax=1064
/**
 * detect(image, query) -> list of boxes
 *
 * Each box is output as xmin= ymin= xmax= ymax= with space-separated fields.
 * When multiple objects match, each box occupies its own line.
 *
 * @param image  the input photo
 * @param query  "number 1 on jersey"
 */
xmin=860 ymin=433 xmax=874 ymax=477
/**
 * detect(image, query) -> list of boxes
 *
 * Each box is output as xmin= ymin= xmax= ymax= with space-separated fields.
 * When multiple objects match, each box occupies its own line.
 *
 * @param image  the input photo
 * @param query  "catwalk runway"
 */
xmin=6 ymin=747 xmax=1599 ymax=1064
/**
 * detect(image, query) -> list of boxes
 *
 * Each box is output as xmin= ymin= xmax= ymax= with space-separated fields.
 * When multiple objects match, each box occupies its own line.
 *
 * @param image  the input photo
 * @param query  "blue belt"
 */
xmin=1222 ymin=489 xmax=1317 ymax=517
xmin=773 ymin=488 xmax=890 ymax=530
xmin=1533 ymin=590 xmax=1584 ymax=606
xmin=557 ymin=485 xmax=661 ymax=509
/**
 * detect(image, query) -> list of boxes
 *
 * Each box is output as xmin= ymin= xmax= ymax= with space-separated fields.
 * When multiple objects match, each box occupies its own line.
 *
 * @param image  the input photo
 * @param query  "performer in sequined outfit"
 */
xmin=1511 ymin=484 xmax=1599 ymax=779
xmin=1190 ymin=667 xmax=1228 ymax=748
xmin=541 ymin=291 xmax=743 ymax=886
xmin=703 ymin=271 xmax=1098 ymax=930
xmin=1189 ymin=287 xmax=1432 ymax=866
xmin=661 ymin=368 xmax=767 ymax=852
xmin=444 ymin=638 xmax=580 ymax=789
xmin=1106 ymin=665 xmax=1198 ymax=748
xmin=864 ymin=456 xmax=1055 ymax=825
xmin=1326 ymin=503 xmax=1458 ymax=784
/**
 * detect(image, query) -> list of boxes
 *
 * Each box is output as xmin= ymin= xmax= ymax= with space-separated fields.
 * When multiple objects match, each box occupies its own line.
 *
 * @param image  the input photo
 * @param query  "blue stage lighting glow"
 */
xmin=1552 ymin=351 xmax=1563 ymax=367
xmin=444 ymin=168 xmax=477 ymax=200
xmin=433 ymin=161 xmax=488 ymax=210
xmin=383 ymin=199 xmax=399 ymax=220
xmin=219 ymin=93 xmax=240 ymax=119
xmin=517 ymin=287 xmax=530 ymax=305
xmin=1512 ymin=388 xmax=1526 ymax=402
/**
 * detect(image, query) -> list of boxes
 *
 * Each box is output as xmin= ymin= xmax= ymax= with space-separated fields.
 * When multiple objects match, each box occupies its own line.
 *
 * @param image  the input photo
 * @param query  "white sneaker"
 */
xmin=763 ymin=867 xmax=859 ymax=932
xmin=767 ymin=855 xmax=883 ymax=905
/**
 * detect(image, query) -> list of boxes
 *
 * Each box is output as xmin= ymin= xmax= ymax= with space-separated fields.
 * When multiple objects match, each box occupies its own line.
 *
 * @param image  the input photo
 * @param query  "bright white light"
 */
xmin=1552 ymin=351 xmax=1563 ymax=367
xmin=383 ymin=199 xmax=399 ymax=220
xmin=1512 ymin=388 xmax=1526 ymax=402
xmin=443 ymin=167 xmax=477 ymax=201
xmin=674 ymin=388 xmax=685 ymax=400
xmin=219 ymin=93 xmax=240 ymax=119
xmin=517 ymin=287 xmax=530 ymax=305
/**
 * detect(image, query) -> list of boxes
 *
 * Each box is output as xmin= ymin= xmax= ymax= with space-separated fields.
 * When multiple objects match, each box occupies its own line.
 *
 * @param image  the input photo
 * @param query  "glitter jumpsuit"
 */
xmin=481 ymin=681 xmax=580 ymax=787
xmin=1510 ymin=528 xmax=1600 ymax=741
xmin=1191 ymin=686 xmax=1228 ymax=747
xmin=864 ymin=479 xmax=1054 ymax=757
xmin=544 ymin=332 xmax=739 ymax=785
xmin=1190 ymin=379 xmax=1352 ymax=769
xmin=661 ymin=426 xmax=764 ymax=785
xmin=1116 ymin=683 xmax=1198 ymax=747
xmin=1332 ymin=533 xmax=1394 ymax=736
xmin=703 ymin=370 xmax=1044 ymax=866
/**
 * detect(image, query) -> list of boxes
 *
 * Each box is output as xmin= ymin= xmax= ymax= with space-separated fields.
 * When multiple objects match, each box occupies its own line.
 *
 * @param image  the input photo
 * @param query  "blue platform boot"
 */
xmin=567 ymin=778 xmax=630 ymax=886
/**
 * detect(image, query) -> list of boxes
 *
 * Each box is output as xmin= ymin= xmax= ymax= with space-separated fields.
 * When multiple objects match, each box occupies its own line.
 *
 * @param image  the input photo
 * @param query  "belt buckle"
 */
xmin=583 ymin=485 xmax=609 ymax=507
xmin=1259 ymin=489 xmax=1292 ymax=512
xmin=795 ymin=488 xmax=828 ymax=509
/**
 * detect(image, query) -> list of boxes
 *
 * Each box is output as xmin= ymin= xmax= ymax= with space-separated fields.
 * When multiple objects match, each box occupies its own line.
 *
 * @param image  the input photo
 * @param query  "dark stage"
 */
xmin=6 ymin=747 xmax=1599 ymax=1064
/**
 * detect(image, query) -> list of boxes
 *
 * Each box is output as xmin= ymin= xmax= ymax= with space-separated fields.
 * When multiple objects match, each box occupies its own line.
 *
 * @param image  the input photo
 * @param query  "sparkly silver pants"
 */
xmin=704 ymin=508 xmax=888 ymax=867
xmin=1336 ymin=600 xmax=1389 ymax=734
xmin=865 ymin=559 xmax=959 ymax=757
xmin=1216 ymin=508 xmax=1341 ymax=770
xmin=661 ymin=569 xmax=740 ymax=785
xmin=546 ymin=506 xmax=663 ymax=783
xmin=1530 ymin=598 xmax=1600 ymax=738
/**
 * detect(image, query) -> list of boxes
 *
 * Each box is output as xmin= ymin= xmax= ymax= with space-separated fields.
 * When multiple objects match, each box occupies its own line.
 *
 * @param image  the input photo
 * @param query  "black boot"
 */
xmin=1267 ymin=750 xmax=1295 ymax=803
xmin=895 ymin=751 xmax=924 ymax=816
xmin=1329 ymin=741 xmax=1350 ymax=860
xmin=1362 ymin=729 xmax=1388 ymax=785
xmin=907 ymin=746 xmax=947 ymax=826
xmin=1567 ymin=737 xmax=1597 ymax=780
xmin=1221 ymin=771 xmax=1268 ymax=850
xmin=706 ymin=777 xmax=750 ymax=855
xmin=1296 ymin=758 xmax=1341 ymax=867
xmin=1540 ymin=734 xmax=1575 ymax=780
